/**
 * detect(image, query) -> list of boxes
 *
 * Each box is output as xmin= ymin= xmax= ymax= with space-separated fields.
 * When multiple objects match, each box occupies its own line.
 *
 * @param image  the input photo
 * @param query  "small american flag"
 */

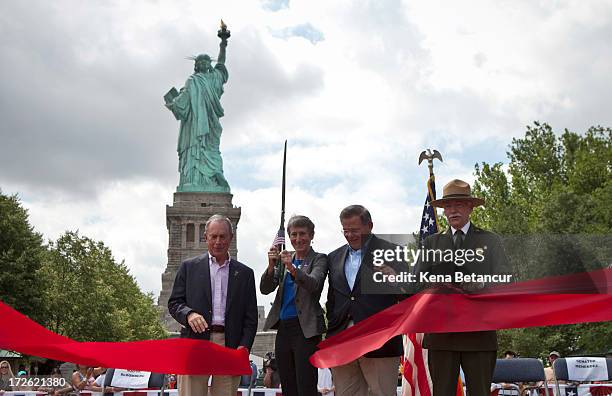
xmin=272 ymin=227 xmax=285 ymax=249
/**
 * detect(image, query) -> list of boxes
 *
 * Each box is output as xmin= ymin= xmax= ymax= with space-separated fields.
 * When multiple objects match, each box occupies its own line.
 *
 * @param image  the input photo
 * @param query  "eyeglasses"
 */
xmin=0 ymin=366 xmax=8 ymax=369
xmin=341 ymin=229 xmax=362 ymax=236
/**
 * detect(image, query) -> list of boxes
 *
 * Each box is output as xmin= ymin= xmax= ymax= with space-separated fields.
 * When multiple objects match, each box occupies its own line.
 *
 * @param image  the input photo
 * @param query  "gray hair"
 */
xmin=287 ymin=215 xmax=315 ymax=235
xmin=339 ymin=204 xmax=372 ymax=225
xmin=204 ymin=214 xmax=234 ymax=236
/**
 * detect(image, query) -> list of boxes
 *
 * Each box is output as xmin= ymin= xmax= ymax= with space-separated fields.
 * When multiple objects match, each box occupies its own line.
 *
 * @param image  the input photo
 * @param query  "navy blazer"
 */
xmin=168 ymin=253 xmax=258 ymax=350
xmin=325 ymin=234 xmax=404 ymax=358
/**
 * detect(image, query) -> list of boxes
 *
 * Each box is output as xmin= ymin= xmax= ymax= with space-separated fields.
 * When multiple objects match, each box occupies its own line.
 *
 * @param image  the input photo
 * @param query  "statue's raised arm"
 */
xmin=217 ymin=19 xmax=230 ymax=65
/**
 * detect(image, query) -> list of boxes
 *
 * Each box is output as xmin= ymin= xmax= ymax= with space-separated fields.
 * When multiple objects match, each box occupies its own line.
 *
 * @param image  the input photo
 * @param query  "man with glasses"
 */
xmin=325 ymin=205 xmax=405 ymax=396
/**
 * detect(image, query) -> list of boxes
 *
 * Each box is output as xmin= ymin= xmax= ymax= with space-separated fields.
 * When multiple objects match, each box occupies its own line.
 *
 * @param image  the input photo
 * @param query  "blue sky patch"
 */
xmin=271 ymin=23 xmax=325 ymax=44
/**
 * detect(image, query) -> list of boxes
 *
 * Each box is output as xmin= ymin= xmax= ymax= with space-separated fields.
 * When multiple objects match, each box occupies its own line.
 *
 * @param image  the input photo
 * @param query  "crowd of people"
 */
xmin=2 ymin=352 xmax=610 ymax=396
xmin=0 ymin=362 xmax=127 ymax=395
xmin=166 ymin=179 xmax=545 ymax=396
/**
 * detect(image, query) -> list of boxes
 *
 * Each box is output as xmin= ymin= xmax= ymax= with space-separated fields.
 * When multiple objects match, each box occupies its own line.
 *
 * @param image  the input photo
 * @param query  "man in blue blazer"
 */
xmin=326 ymin=205 xmax=404 ymax=396
xmin=168 ymin=214 xmax=258 ymax=396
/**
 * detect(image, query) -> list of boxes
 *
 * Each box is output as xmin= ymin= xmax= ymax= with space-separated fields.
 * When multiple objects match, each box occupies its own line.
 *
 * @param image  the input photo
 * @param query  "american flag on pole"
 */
xmin=402 ymin=175 xmax=463 ymax=396
xmin=418 ymin=176 xmax=439 ymax=247
xmin=401 ymin=332 xmax=433 ymax=396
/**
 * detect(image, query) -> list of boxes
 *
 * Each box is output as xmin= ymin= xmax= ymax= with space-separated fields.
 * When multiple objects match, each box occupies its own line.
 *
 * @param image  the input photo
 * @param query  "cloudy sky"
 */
xmin=1 ymin=0 xmax=611 ymax=311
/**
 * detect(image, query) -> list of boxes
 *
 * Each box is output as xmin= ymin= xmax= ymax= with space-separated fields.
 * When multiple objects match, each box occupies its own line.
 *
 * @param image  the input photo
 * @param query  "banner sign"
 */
xmin=566 ymin=357 xmax=608 ymax=381
xmin=110 ymin=370 xmax=152 ymax=389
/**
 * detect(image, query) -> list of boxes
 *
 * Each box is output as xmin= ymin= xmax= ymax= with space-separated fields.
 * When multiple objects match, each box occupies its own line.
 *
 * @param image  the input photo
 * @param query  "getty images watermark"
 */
xmin=371 ymin=245 xmax=513 ymax=284
xmin=360 ymin=233 xmax=610 ymax=294
xmin=360 ymin=234 xmax=514 ymax=293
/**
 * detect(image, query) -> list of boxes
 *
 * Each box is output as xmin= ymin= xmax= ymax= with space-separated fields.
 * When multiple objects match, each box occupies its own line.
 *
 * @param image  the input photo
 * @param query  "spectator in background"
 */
xmin=167 ymin=374 xmax=177 ymax=389
xmin=317 ymin=368 xmax=335 ymax=396
xmin=263 ymin=352 xmax=281 ymax=388
xmin=240 ymin=360 xmax=258 ymax=388
xmin=250 ymin=360 xmax=258 ymax=387
xmin=59 ymin=362 xmax=75 ymax=383
xmin=72 ymin=365 xmax=97 ymax=394
xmin=93 ymin=368 xmax=125 ymax=394
xmin=537 ymin=351 xmax=565 ymax=389
xmin=0 ymin=361 xmax=16 ymax=391
xmin=38 ymin=368 xmax=72 ymax=396
xmin=17 ymin=365 xmax=27 ymax=376
xmin=544 ymin=351 xmax=562 ymax=383
xmin=495 ymin=350 xmax=521 ymax=393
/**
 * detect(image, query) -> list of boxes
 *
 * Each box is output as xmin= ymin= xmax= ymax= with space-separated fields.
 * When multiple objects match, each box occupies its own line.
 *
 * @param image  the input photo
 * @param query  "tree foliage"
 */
xmin=473 ymin=122 xmax=611 ymax=235
xmin=0 ymin=191 xmax=166 ymax=342
xmin=0 ymin=190 xmax=45 ymax=321
xmin=41 ymin=231 xmax=167 ymax=341
xmin=471 ymin=122 xmax=612 ymax=357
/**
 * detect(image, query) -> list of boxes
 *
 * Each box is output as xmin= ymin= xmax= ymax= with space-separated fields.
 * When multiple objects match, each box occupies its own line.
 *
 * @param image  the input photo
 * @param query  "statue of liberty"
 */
xmin=164 ymin=21 xmax=231 ymax=193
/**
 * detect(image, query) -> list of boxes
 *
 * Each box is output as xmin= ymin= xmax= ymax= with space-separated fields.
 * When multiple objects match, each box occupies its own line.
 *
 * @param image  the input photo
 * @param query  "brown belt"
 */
xmin=210 ymin=325 xmax=225 ymax=333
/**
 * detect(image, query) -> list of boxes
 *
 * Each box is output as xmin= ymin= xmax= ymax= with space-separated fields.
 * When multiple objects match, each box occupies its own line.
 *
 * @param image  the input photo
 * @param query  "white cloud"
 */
xmin=12 ymin=180 xmax=172 ymax=296
xmin=2 ymin=0 xmax=611 ymax=314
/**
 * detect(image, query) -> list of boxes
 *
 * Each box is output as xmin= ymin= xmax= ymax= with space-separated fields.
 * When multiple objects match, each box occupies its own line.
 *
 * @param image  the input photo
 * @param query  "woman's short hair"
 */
xmin=287 ymin=215 xmax=315 ymax=235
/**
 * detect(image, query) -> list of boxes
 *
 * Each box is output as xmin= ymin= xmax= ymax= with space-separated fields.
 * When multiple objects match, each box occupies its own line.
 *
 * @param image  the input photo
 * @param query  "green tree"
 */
xmin=473 ymin=122 xmax=611 ymax=234
xmin=0 ymin=190 xmax=45 ymax=321
xmin=41 ymin=231 xmax=166 ymax=341
xmin=471 ymin=122 xmax=612 ymax=358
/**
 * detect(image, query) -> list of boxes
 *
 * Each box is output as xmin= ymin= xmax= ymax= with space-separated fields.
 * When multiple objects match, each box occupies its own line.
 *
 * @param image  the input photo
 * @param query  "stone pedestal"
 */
xmin=158 ymin=192 xmax=241 ymax=332
xmin=251 ymin=331 xmax=277 ymax=358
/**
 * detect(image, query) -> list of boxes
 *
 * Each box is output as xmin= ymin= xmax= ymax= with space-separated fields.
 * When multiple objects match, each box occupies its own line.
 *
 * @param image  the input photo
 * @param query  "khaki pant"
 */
xmin=331 ymin=356 xmax=400 ymax=396
xmin=178 ymin=332 xmax=241 ymax=396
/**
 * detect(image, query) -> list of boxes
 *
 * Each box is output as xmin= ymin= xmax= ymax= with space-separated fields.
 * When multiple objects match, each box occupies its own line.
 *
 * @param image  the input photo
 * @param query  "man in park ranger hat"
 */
xmin=414 ymin=179 xmax=511 ymax=396
xmin=430 ymin=179 xmax=485 ymax=208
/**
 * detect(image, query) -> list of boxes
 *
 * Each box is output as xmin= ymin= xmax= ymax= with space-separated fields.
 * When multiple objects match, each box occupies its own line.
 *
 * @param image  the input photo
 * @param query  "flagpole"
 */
xmin=418 ymin=149 xmax=443 ymax=178
xmin=417 ymin=149 xmax=443 ymax=247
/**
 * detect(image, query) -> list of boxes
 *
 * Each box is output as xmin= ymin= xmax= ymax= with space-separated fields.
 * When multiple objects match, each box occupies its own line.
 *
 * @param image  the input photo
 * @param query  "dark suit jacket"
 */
xmin=168 ymin=253 xmax=258 ymax=350
xmin=260 ymin=247 xmax=328 ymax=339
xmin=325 ymin=234 xmax=404 ymax=358
xmin=414 ymin=223 xmax=510 ymax=351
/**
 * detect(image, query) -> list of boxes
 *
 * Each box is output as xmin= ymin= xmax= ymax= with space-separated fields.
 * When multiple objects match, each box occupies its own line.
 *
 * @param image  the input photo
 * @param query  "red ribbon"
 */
xmin=311 ymin=269 xmax=612 ymax=368
xmin=2 ymin=270 xmax=609 ymax=374
xmin=0 ymin=302 xmax=250 ymax=375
